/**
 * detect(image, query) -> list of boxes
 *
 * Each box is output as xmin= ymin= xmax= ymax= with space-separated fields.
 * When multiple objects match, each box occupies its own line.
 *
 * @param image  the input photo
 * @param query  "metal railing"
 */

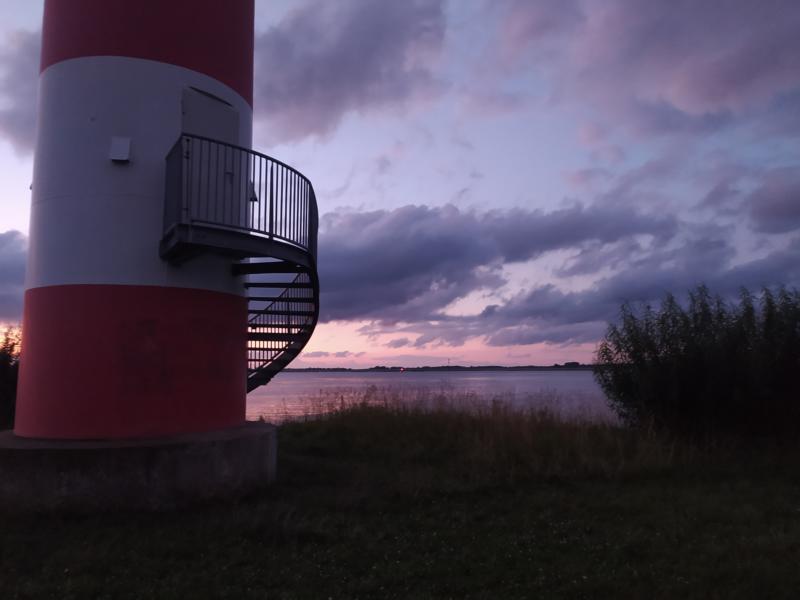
xmin=164 ymin=134 xmax=318 ymax=259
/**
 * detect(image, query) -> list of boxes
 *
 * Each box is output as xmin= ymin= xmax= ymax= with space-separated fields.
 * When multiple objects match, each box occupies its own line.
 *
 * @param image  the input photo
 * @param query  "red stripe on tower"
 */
xmin=15 ymin=287 xmax=247 ymax=439
xmin=41 ymin=0 xmax=254 ymax=105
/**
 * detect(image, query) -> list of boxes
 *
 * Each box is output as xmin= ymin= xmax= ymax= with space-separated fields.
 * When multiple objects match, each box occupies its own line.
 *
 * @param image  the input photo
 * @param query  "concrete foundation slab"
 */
xmin=0 ymin=421 xmax=276 ymax=512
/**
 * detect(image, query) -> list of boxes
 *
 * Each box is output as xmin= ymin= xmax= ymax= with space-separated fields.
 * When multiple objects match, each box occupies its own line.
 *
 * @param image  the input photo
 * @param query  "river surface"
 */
xmin=246 ymin=370 xmax=615 ymax=423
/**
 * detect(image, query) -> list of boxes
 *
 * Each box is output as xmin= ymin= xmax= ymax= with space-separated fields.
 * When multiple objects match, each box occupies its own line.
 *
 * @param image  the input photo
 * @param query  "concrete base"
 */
xmin=0 ymin=421 xmax=276 ymax=512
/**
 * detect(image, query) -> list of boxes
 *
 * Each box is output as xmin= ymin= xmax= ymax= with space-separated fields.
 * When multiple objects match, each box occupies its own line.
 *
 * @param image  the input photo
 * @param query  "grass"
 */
xmin=2 ymin=391 xmax=800 ymax=599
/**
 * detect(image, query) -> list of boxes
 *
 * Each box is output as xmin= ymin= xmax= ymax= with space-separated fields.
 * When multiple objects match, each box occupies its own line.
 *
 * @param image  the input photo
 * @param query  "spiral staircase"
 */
xmin=160 ymin=134 xmax=319 ymax=391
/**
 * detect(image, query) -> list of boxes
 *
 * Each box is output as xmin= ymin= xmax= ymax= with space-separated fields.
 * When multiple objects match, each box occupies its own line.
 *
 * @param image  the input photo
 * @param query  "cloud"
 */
xmin=490 ymin=0 xmax=800 ymax=136
xmin=481 ymin=231 xmax=738 ymax=343
xmin=495 ymin=0 xmax=583 ymax=64
xmin=716 ymin=237 xmax=800 ymax=291
xmin=2 ymin=197 xmax=798 ymax=347
xmin=566 ymin=167 xmax=610 ymax=188
xmin=0 ymin=29 xmax=39 ymax=153
xmin=301 ymin=350 xmax=365 ymax=359
xmin=700 ymin=180 xmax=741 ymax=212
xmin=386 ymin=337 xmax=412 ymax=348
xmin=554 ymin=238 xmax=645 ymax=277
xmin=747 ymin=167 xmax=800 ymax=234
xmin=487 ymin=321 xmax=604 ymax=347
xmin=360 ymin=226 xmax=800 ymax=348
xmin=334 ymin=350 xmax=365 ymax=358
xmin=318 ymin=202 xmax=677 ymax=323
xmin=0 ymin=230 xmax=26 ymax=322
xmin=254 ymin=0 xmax=445 ymax=142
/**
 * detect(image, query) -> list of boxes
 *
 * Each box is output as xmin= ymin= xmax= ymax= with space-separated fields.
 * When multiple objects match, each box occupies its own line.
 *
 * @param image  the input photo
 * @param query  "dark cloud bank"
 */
xmin=2 ymin=192 xmax=798 ymax=346
xmin=318 ymin=202 xmax=677 ymax=323
xmin=317 ymin=200 xmax=800 ymax=348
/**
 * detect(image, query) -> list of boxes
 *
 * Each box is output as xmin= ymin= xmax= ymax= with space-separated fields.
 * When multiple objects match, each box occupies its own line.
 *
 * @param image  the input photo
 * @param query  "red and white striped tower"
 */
xmin=16 ymin=0 xmax=255 ymax=439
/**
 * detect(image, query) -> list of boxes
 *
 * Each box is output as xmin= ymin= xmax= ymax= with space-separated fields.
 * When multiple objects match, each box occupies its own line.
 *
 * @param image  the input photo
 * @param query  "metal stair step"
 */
xmin=248 ymin=323 xmax=313 ymax=330
xmin=248 ymin=339 xmax=307 ymax=351
xmin=249 ymin=355 xmax=296 ymax=376
xmin=247 ymin=296 xmax=315 ymax=303
xmin=243 ymin=282 xmax=314 ymax=289
xmin=248 ymin=332 xmax=300 ymax=342
xmin=248 ymin=323 xmax=310 ymax=329
xmin=251 ymin=309 xmax=315 ymax=317
xmin=248 ymin=357 xmax=295 ymax=374
xmin=233 ymin=261 xmax=310 ymax=275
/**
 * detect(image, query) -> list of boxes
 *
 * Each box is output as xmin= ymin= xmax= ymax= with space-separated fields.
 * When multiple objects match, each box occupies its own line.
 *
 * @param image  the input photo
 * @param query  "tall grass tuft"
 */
xmin=279 ymin=389 xmax=701 ymax=497
xmin=594 ymin=285 xmax=800 ymax=439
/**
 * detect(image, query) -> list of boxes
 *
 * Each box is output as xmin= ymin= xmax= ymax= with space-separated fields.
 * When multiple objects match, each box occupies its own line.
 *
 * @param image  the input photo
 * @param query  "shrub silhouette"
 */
xmin=0 ymin=327 xmax=20 ymax=430
xmin=594 ymin=285 xmax=800 ymax=438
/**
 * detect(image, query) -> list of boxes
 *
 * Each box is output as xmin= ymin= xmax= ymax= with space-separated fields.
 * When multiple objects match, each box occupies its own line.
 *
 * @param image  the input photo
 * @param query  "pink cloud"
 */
xmin=492 ymin=0 xmax=800 ymax=135
xmin=575 ymin=0 xmax=800 ymax=114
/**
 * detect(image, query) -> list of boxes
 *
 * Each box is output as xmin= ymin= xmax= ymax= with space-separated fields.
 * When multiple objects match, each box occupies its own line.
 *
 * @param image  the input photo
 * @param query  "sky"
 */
xmin=1 ymin=0 xmax=799 ymax=368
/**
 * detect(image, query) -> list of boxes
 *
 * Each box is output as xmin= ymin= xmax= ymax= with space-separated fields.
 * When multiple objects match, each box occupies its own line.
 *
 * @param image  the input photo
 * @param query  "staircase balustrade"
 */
xmin=161 ymin=134 xmax=319 ymax=392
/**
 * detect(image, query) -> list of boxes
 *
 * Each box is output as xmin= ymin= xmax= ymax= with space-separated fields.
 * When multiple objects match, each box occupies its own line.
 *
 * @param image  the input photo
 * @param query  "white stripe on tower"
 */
xmin=15 ymin=0 xmax=255 ymax=439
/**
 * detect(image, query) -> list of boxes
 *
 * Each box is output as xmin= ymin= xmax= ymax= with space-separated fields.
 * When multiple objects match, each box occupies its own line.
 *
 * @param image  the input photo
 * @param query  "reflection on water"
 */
xmin=247 ymin=370 xmax=615 ymax=423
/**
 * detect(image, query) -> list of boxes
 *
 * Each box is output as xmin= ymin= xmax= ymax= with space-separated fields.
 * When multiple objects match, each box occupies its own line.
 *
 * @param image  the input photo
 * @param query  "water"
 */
xmin=246 ymin=369 xmax=615 ymax=423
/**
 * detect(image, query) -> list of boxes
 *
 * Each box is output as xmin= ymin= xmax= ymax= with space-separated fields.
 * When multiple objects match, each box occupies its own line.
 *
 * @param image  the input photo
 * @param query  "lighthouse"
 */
xmin=2 ymin=0 xmax=318 ymax=507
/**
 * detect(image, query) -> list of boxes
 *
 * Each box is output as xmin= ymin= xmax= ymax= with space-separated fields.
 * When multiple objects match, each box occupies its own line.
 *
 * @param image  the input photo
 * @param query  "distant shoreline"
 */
xmin=285 ymin=364 xmax=594 ymax=373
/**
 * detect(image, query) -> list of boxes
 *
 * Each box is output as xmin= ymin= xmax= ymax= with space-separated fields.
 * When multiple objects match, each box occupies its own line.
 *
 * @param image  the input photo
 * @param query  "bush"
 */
xmin=594 ymin=285 xmax=800 ymax=438
xmin=0 ymin=326 xmax=20 ymax=430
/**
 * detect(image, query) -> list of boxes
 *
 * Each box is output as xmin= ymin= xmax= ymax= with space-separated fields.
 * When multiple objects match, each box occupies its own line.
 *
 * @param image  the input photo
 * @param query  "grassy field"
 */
xmin=2 ymin=395 xmax=800 ymax=599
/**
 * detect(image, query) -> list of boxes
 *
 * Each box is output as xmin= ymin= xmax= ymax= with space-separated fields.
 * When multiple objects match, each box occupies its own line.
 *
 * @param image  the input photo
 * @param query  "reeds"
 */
xmin=278 ymin=387 xmax=708 ymax=492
